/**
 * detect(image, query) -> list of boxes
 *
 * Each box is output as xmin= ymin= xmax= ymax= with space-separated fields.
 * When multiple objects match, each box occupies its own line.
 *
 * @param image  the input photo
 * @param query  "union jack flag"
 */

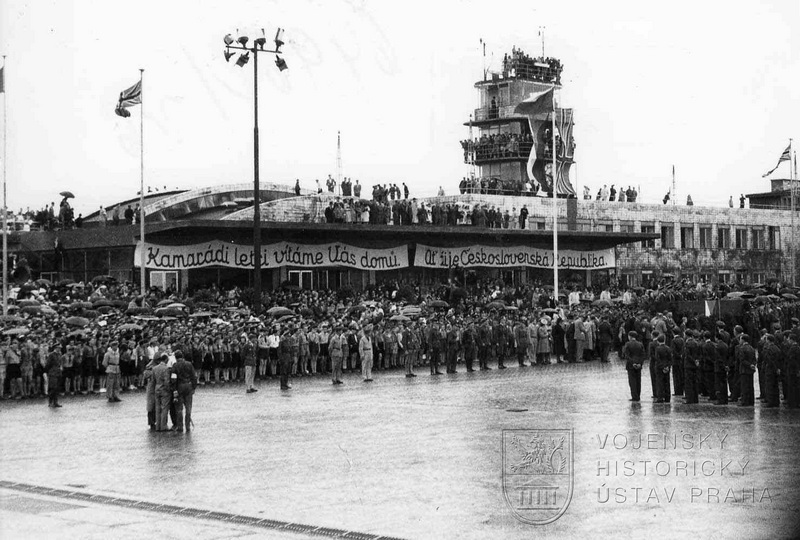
xmin=762 ymin=144 xmax=791 ymax=177
xmin=115 ymin=80 xmax=141 ymax=118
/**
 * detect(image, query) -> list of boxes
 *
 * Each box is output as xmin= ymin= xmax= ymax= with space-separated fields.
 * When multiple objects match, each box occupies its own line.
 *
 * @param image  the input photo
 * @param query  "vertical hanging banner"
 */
xmin=134 ymin=241 xmax=409 ymax=271
xmin=414 ymin=244 xmax=615 ymax=269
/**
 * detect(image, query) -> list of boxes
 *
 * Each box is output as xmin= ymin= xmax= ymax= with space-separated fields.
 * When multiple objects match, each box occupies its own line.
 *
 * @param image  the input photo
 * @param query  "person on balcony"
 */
xmin=489 ymin=97 xmax=499 ymax=119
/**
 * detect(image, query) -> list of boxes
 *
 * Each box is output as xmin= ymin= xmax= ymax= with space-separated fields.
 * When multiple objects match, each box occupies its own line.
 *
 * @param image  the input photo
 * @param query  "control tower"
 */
xmin=461 ymin=48 xmax=576 ymax=197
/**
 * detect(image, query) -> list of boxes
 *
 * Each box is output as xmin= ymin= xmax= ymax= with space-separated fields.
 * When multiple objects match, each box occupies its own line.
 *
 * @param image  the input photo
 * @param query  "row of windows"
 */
xmin=660 ymin=225 xmax=779 ymax=250
xmin=620 ymin=271 xmax=772 ymax=288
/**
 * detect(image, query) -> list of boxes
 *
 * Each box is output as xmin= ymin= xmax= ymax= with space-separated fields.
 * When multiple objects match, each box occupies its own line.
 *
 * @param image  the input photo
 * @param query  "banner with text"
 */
xmin=414 ymin=244 xmax=615 ymax=270
xmin=135 ymin=241 xmax=409 ymax=271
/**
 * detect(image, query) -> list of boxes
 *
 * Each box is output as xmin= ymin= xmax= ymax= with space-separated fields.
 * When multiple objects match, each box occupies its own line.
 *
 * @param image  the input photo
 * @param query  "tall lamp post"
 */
xmin=222 ymin=27 xmax=288 ymax=314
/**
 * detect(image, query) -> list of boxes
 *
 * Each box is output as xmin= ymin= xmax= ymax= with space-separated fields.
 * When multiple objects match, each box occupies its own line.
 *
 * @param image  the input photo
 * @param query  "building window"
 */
xmin=596 ymin=222 xmax=613 ymax=232
xmin=752 ymin=229 xmax=765 ymax=250
xmin=699 ymin=273 xmax=713 ymax=284
xmin=718 ymin=227 xmax=730 ymax=249
xmin=680 ymin=227 xmax=695 ymax=249
xmin=289 ymin=270 xmax=312 ymax=290
xmin=661 ymin=225 xmax=674 ymax=249
xmin=735 ymin=228 xmax=747 ymax=249
xmin=699 ymin=227 xmax=712 ymax=248
xmin=536 ymin=221 xmax=546 ymax=230
xmin=150 ymin=270 xmax=178 ymax=292
xmin=641 ymin=225 xmax=655 ymax=248
xmin=735 ymin=270 xmax=747 ymax=284
xmin=718 ymin=272 xmax=732 ymax=284
xmin=619 ymin=273 xmax=635 ymax=288
xmin=769 ymin=227 xmax=781 ymax=250
xmin=641 ymin=271 xmax=655 ymax=288
xmin=620 ymin=222 xmax=634 ymax=233
xmin=752 ymin=272 xmax=765 ymax=285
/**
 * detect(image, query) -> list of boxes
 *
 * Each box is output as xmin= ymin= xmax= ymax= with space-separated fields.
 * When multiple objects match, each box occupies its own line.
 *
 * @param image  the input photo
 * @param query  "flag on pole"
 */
xmin=0 ymin=66 xmax=5 ymax=93
xmin=762 ymin=144 xmax=791 ymax=177
xmin=115 ymin=80 xmax=141 ymax=118
xmin=514 ymin=88 xmax=554 ymax=188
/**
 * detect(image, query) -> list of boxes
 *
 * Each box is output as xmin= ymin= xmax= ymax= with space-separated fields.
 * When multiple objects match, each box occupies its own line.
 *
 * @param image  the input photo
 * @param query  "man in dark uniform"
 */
xmin=647 ymin=332 xmax=660 ymax=400
xmin=462 ymin=321 xmax=476 ymax=372
xmin=713 ymin=330 xmax=730 ymax=405
xmin=429 ymin=321 xmax=444 ymax=375
xmin=671 ymin=329 xmax=685 ymax=396
xmin=493 ymin=319 xmax=507 ymax=369
xmin=45 ymin=348 xmax=63 ymax=408
xmin=478 ymin=319 xmax=492 ymax=371
xmin=597 ymin=316 xmax=613 ymax=363
xmin=736 ymin=334 xmax=757 ymax=407
xmin=654 ymin=334 xmax=672 ymax=403
xmin=172 ymin=350 xmax=197 ymax=432
xmin=622 ymin=331 xmax=645 ymax=402
xmin=700 ymin=331 xmax=716 ymax=400
xmin=761 ymin=334 xmax=782 ymax=407
xmin=279 ymin=326 xmax=295 ymax=390
xmin=445 ymin=322 xmax=459 ymax=373
xmin=784 ymin=331 xmax=800 ymax=408
xmin=728 ymin=325 xmax=743 ymax=403
xmin=683 ymin=330 xmax=700 ymax=404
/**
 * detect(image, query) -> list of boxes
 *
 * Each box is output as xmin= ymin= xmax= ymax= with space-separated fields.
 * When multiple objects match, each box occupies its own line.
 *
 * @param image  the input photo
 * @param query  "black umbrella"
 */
xmin=429 ymin=300 xmax=449 ymax=309
xmin=59 ymin=191 xmax=75 ymax=198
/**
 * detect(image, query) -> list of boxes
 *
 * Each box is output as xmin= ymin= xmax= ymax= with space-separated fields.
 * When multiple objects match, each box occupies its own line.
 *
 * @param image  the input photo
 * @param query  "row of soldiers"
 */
xmin=622 ymin=320 xmax=800 ymax=408
xmin=259 ymin=314 xmax=560 ymax=388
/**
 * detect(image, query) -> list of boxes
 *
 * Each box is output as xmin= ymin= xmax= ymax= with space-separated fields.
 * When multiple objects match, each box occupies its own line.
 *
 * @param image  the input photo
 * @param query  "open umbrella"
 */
xmin=91 ymin=275 xmax=117 ymax=284
xmin=782 ymin=293 xmax=798 ymax=301
xmin=277 ymin=314 xmax=297 ymax=323
xmin=92 ymin=299 xmax=115 ymax=308
xmin=267 ymin=306 xmax=294 ymax=317
xmin=155 ymin=307 xmax=186 ymax=317
xmin=71 ymin=301 xmax=94 ymax=309
xmin=3 ymin=327 xmax=30 ymax=336
xmin=34 ymin=278 xmax=53 ymax=288
xmin=389 ymin=314 xmax=410 ymax=322
xmin=21 ymin=306 xmax=42 ymax=315
xmin=167 ymin=303 xmax=187 ymax=310
xmin=725 ymin=292 xmax=745 ymax=299
xmin=429 ymin=300 xmax=449 ymax=309
xmin=68 ymin=329 xmax=87 ymax=337
xmin=504 ymin=305 xmax=519 ymax=311
xmin=96 ymin=306 xmax=113 ymax=314
xmin=118 ymin=323 xmax=143 ymax=331
xmin=189 ymin=311 xmax=213 ymax=318
xmin=156 ymin=299 xmax=174 ymax=307
xmin=346 ymin=305 xmax=367 ymax=315
xmin=486 ymin=301 xmax=505 ymax=310
xmin=57 ymin=279 xmax=75 ymax=287
xmin=17 ymin=299 xmax=41 ymax=308
xmin=65 ymin=316 xmax=90 ymax=327
xmin=133 ymin=315 xmax=160 ymax=322
xmin=0 ymin=315 xmax=24 ymax=323
xmin=592 ymin=299 xmax=612 ymax=307
xmin=59 ymin=191 xmax=75 ymax=198
xmin=748 ymin=288 xmax=767 ymax=295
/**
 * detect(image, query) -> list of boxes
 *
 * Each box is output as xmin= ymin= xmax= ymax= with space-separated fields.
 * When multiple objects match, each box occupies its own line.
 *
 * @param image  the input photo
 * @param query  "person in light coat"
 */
xmin=359 ymin=325 xmax=374 ymax=382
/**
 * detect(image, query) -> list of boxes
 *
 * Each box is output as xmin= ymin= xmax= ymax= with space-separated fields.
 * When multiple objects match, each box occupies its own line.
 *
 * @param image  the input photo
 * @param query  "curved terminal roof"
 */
xmin=83 ymin=183 xmax=309 ymax=223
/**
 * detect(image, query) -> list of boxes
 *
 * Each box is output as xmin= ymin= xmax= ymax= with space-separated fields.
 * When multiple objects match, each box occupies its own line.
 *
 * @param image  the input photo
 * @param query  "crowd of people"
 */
xmin=2 ymin=276 xmax=799 ymax=427
xmin=501 ymin=48 xmax=563 ymax=85
xmin=461 ymin=133 xmax=534 ymax=162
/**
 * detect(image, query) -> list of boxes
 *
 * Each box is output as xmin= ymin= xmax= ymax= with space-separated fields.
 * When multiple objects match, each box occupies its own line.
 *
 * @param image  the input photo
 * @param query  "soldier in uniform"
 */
xmin=172 ymin=350 xmax=197 ymax=432
xmin=671 ymin=329 xmax=685 ymax=396
xmin=654 ymin=334 xmax=672 ymax=403
xmin=279 ymin=326 xmax=294 ymax=390
xmin=622 ymin=331 xmax=645 ymax=402
xmin=45 ymin=347 xmax=63 ymax=408
xmin=446 ymin=322 xmax=459 ymax=373
xmin=647 ymin=332 xmax=659 ymax=399
xmin=785 ymin=332 xmax=800 ymax=408
xmin=152 ymin=352 xmax=172 ymax=431
xmin=514 ymin=318 xmax=529 ymax=367
xmin=478 ymin=319 xmax=492 ymax=370
xmin=429 ymin=320 xmax=444 ymax=375
xmin=242 ymin=333 xmax=258 ymax=393
xmin=462 ymin=320 xmax=476 ymax=372
xmin=700 ymin=331 xmax=716 ymax=400
xmin=683 ymin=330 xmax=701 ymax=404
xmin=728 ymin=325 xmax=743 ymax=403
xmin=328 ymin=326 xmax=345 ymax=385
xmin=736 ymin=334 xmax=757 ymax=407
xmin=761 ymin=334 xmax=782 ymax=407
xmin=359 ymin=325 xmax=374 ymax=382
xmin=714 ymin=330 xmax=730 ymax=405
xmin=493 ymin=319 xmax=507 ymax=369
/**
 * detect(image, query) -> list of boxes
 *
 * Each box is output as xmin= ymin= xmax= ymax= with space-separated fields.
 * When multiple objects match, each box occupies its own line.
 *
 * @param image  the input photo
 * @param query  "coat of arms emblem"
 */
xmin=502 ymin=429 xmax=573 ymax=525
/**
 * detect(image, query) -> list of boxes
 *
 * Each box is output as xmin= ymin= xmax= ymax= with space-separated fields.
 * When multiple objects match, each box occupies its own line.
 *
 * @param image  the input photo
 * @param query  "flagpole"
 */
xmin=552 ymin=84 xmax=559 ymax=305
xmin=2 ymin=55 xmax=7 ymax=316
xmin=791 ymin=138 xmax=795 ymax=286
xmin=139 ymin=68 xmax=146 ymax=297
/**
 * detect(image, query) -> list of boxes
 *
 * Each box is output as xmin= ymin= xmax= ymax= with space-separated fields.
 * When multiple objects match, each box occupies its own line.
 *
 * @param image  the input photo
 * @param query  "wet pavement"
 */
xmin=1 ymin=354 xmax=799 ymax=539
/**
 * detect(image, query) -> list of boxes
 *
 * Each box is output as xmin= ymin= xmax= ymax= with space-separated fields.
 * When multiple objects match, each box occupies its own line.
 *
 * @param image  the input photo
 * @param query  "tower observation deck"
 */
xmin=460 ymin=48 xmax=576 ymax=197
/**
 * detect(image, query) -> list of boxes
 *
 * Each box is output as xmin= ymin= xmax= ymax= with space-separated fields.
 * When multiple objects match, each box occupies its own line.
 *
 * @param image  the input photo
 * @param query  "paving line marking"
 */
xmin=0 ymin=480 xmax=404 ymax=540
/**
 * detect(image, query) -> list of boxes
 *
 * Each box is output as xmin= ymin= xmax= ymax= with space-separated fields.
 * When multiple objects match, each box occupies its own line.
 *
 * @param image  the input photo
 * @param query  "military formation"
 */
xmin=622 ymin=312 xmax=800 ymax=408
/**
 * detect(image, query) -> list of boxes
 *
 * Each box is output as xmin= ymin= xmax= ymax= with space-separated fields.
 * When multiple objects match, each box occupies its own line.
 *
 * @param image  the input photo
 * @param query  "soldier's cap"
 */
xmin=740 ymin=334 xmax=750 ymax=343
xmin=793 ymin=317 xmax=800 ymax=324
xmin=716 ymin=321 xmax=726 ymax=328
xmin=703 ymin=331 xmax=712 ymax=339
xmin=174 ymin=350 xmax=184 ymax=359
xmin=734 ymin=325 xmax=744 ymax=333
xmin=657 ymin=334 xmax=666 ymax=343
xmin=627 ymin=330 xmax=639 ymax=339
xmin=159 ymin=350 xmax=169 ymax=359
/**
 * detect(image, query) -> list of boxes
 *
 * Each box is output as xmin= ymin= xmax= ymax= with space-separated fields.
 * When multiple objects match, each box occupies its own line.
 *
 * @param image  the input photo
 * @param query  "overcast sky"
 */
xmin=1 ymin=0 xmax=798 ymax=217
